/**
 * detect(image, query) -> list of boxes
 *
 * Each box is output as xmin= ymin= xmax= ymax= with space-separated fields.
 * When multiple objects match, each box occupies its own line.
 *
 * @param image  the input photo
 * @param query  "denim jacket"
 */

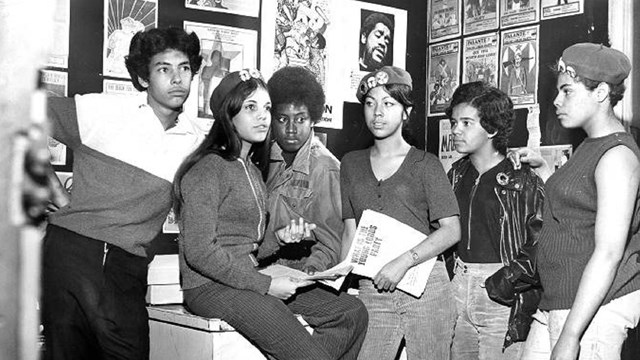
xmin=258 ymin=131 xmax=343 ymax=271
xmin=448 ymin=156 xmax=545 ymax=349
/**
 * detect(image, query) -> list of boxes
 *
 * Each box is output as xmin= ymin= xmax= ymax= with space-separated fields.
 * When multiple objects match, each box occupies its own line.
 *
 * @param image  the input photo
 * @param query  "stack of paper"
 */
xmin=343 ymin=210 xmax=436 ymax=297
xmin=146 ymin=254 xmax=183 ymax=305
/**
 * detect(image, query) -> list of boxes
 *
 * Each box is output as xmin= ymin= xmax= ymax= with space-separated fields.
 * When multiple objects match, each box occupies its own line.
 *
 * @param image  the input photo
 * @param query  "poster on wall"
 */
xmin=41 ymin=70 xmax=69 ymax=167
xmin=428 ymin=39 xmax=460 ymax=116
xmin=345 ymin=2 xmax=408 ymax=105
xmin=428 ymin=0 xmax=461 ymax=43
xmin=103 ymin=0 xmax=158 ymax=79
xmin=261 ymin=0 xmax=407 ymax=128
xmin=541 ymin=0 xmax=583 ymax=20
xmin=184 ymin=21 xmax=258 ymax=133
xmin=462 ymin=32 xmax=498 ymax=87
xmin=438 ymin=119 xmax=464 ymax=173
xmin=499 ymin=25 xmax=539 ymax=107
xmin=103 ymin=79 xmax=138 ymax=95
xmin=47 ymin=0 xmax=70 ymax=68
xmin=499 ymin=0 xmax=539 ymax=28
xmin=185 ymin=0 xmax=260 ymax=18
xmin=463 ymin=0 xmax=498 ymax=35
xmin=261 ymin=0 xmax=339 ymax=128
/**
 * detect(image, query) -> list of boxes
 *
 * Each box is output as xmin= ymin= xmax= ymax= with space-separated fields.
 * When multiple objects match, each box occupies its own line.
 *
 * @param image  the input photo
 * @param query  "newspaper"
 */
xmin=344 ymin=210 xmax=436 ymax=298
xmin=259 ymin=263 xmax=353 ymax=283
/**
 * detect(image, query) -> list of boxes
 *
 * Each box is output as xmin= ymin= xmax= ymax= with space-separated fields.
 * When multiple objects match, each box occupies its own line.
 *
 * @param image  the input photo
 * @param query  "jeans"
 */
xmin=42 ymin=225 xmax=150 ymax=360
xmin=451 ymin=258 xmax=522 ymax=360
xmin=356 ymin=260 xmax=455 ymax=360
xmin=521 ymin=289 xmax=640 ymax=360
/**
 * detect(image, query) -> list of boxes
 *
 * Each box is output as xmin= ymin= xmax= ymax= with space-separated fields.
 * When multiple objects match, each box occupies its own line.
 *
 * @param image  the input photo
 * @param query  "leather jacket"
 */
xmin=448 ymin=156 xmax=545 ymax=349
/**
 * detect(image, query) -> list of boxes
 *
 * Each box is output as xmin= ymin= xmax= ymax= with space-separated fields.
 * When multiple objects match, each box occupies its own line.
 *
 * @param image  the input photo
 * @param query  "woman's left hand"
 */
xmin=551 ymin=334 xmax=580 ymax=360
xmin=373 ymin=254 xmax=412 ymax=292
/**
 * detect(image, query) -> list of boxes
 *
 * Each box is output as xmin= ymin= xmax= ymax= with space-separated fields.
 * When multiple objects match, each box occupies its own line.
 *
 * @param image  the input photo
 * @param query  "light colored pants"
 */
xmin=451 ymin=258 xmax=523 ymax=360
xmin=521 ymin=289 xmax=640 ymax=360
xmin=356 ymin=260 xmax=455 ymax=360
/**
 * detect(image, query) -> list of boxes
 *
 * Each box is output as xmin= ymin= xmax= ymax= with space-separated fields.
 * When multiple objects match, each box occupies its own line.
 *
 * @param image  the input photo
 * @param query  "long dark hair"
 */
xmin=172 ymin=77 xmax=270 ymax=215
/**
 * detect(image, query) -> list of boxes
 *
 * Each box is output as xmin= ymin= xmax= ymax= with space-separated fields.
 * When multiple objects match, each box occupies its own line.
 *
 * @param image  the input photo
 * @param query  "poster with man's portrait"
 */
xmin=358 ymin=9 xmax=394 ymax=72
xmin=343 ymin=2 xmax=407 ymax=104
xmin=499 ymin=25 xmax=539 ymax=106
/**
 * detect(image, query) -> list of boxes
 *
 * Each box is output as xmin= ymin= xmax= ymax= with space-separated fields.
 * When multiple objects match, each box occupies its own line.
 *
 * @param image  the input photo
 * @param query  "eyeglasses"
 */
xmin=557 ymin=58 xmax=577 ymax=78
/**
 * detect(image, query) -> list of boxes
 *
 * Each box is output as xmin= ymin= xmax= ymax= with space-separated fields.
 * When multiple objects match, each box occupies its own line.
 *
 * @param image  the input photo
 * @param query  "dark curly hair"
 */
xmin=267 ymin=66 xmax=325 ymax=123
xmin=125 ymin=27 xmax=203 ymax=91
xmin=445 ymin=81 xmax=514 ymax=155
xmin=551 ymin=60 xmax=626 ymax=107
xmin=361 ymin=12 xmax=394 ymax=38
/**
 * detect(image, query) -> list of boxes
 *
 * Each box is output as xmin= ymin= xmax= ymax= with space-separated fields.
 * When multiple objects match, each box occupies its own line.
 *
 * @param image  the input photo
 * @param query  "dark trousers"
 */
xmin=184 ymin=281 xmax=368 ymax=360
xmin=42 ymin=224 xmax=150 ymax=360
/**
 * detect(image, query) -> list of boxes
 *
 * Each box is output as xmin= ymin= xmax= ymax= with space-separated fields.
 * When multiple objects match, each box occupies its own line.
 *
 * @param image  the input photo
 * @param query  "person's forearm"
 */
xmin=408 ymin=217 xmax=460 ymax=265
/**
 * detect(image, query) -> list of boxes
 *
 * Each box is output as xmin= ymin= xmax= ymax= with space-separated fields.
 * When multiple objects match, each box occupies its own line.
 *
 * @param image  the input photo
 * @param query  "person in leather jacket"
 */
xmin=446 ymin=81 xmax=545 ymax=359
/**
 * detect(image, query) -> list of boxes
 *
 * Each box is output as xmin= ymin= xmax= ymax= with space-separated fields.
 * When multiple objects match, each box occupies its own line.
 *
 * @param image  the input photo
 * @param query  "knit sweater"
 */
xmin=538 ymin=132 xmax=640 ymax=310
xmin=47 ymin=94 xmax=204 ymax=257
xmin=178 ymin=154 xmax=272 ymax=295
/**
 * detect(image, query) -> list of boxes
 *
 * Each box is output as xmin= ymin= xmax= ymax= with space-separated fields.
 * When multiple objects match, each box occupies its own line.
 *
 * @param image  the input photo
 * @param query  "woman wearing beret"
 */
xmin=511 ymin=43 xmax=640 ymax=360
xmin=173 ymin=69 xmax=367 ymax=360
xmin=340 ymin=66 xmax=461 ymax=359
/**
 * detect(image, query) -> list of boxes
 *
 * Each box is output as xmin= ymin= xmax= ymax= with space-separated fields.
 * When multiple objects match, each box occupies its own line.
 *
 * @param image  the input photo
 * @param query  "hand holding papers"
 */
xmin=259 ymin=263 xmax=354 ymax=282
xmin=344 ymin=210 xmax=436 ymax=297
xmin=261 ymin=210 xmax=436 ymax=297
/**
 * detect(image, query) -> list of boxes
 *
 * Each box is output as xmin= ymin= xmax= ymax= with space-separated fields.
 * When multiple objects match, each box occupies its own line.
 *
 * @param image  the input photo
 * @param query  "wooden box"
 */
xmin=148 ymin=305 xmax=311 ymax=360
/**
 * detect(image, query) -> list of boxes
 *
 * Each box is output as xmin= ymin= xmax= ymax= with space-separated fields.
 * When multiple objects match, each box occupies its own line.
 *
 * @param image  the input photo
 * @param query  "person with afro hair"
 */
xmin=261 ymin=66 xmax=343 ymax=275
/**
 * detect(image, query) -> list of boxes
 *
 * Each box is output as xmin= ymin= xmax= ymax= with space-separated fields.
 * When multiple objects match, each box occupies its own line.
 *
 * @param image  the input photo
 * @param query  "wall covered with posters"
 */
xmin=45 ymin=0 xmax=429 ymax=254
xmin=425 ymin=0 xmax=611 ymax=164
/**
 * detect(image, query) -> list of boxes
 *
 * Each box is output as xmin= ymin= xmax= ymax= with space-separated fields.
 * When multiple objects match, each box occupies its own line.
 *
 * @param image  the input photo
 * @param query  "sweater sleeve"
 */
xmin=47 ymin=97 xmax=82 ymax=150
xmin=180 ymin=158 xmax=271 ymax=295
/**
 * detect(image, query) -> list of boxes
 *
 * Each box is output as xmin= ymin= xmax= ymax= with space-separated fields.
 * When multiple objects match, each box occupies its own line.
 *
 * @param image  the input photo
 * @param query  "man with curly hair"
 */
xmin=359 ymin=12 xmax=393 ymax=71
xmin=42 ymin=27 xmax=204 ymax=359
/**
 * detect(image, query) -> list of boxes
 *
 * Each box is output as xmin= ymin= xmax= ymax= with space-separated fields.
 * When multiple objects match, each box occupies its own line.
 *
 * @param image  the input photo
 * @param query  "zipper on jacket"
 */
xmin=467 ymin=176 xmax=480 ymax=250
xmin=238 ymin=159 xmax=264 ymax=240
xmin=102 ymin=242 xmax=109 ymax=267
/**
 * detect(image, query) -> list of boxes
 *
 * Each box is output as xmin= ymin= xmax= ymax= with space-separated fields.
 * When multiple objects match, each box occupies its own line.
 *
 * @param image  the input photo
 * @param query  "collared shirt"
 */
xmin=47 ymin=92 xmax=205 ymax=256
xmin=73 ymin=91 xmax=203 ymax=182
xmin=260 ymin=131 xmax=343 ymax=271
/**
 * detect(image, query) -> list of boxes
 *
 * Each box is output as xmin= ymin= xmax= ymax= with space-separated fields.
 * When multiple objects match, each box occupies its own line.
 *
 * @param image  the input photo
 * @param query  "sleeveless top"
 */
xmin=537 ymin=132 xmax=640 ymax=310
